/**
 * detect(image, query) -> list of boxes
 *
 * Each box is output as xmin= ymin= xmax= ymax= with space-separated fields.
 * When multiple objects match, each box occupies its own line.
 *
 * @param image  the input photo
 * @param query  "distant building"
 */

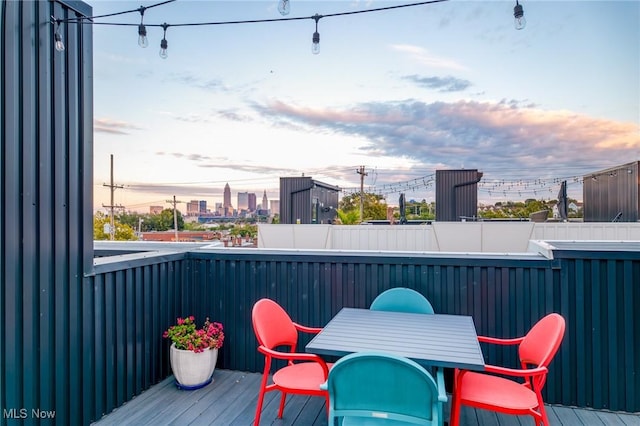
xmin=186 ymin=200 xmax=200 ymax=216
xmin=237 ymin=192 xmax=249 ymax=212
xmin=270 ymin=200 xmax=280 ymax=215
xmin=435 ymin=169 xmax=483 ymax=221
xmin=279 ymin=176 xmax=339 ymax=224
xmin=262 ymin=190 xmax=268 ymax=212
xmin=150 ymin=205 xmax=163 ymax=215
xmin=199 ymin=200 xmax=207 ymax=214
xmin=583 ymin=161 xmax=639 ymax=222
xmin=248 ymin=193 xmax=257 ymax=211
xmin=223 ymin=183 xmax=232 ymax=209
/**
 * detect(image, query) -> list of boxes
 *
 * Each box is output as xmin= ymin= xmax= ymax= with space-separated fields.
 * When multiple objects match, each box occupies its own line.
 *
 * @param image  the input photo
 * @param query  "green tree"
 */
xmin=229 ymin=224 xmax=257 ymax=238
xmin=117 ymin=210 xmax=146 ymax=232
xmin=338 ymin=192 xmax=387 ymax=223
xmin=143 ymin=208 xmax=184 ymax=231
xmin=94 ymin=212 xmax=137 ymax=241
xmin=336 ymin=209 xmax=360 ymax=225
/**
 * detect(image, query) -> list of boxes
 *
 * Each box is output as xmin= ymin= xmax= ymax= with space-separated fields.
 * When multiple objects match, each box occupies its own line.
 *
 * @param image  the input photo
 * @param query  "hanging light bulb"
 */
xmin=311 ymin=14 xmax=321 ymax=55
xmin=277 ymin=0 xmax=290 ymax=16
xmin=52 ymin=18 xmax=65 ymax=52
xmin=138 ymin=24 xmax=148 ymax=48
xmin=159 ymin=38 xmax=168 ymax=59
xmin=159 ymin=23 xmax=169 ymax=59
xmin=312 ymin=31 xmax=320 ymax=55
xmin=54 ymin=31 xmax=65 ymax=52
xmin=513 ymin=0 xmax=526 ymax=30
xmin=137 ymin=6 xmax=148 ymax=48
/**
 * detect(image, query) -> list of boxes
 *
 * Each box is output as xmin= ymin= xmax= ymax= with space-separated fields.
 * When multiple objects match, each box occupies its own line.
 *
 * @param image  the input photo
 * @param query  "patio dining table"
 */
xmin=305 ymin=307 xmax=485 ymax=371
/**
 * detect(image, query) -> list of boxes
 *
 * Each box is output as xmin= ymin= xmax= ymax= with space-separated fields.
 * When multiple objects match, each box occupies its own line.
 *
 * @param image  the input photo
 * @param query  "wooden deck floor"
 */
xmin=92 ymin=369 xmax=640 ymax=426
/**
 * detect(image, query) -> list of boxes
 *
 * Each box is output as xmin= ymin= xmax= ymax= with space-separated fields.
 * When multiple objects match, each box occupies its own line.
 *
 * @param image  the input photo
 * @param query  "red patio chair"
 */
xmin=450 ymin=313 xmax=565 ymax=426
xmin=251 ymin=298 xmax=331 ymax=426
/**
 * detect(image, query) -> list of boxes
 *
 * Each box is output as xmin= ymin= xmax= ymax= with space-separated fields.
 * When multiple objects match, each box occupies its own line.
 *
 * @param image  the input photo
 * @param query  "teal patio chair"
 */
xmin=321 ymin=351 xmax=447 ymax=425
xmin=370 ymin=288 xmax=435 ymax=314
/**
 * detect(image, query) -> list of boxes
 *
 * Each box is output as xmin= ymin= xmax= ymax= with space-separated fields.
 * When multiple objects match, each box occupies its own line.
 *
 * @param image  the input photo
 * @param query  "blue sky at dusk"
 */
xmin=88 ymin=0 xmax=640 ymax=212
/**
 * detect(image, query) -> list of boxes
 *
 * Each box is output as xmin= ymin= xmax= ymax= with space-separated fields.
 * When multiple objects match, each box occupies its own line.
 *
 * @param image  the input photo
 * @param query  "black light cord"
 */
xmin=56 ymin=0 xmax=449 ymax=27
xmin=62 ymin=0 xmax=177 ymax=23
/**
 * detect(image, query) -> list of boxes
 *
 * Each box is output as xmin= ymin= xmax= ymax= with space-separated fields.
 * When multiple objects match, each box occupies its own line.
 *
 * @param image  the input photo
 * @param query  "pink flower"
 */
xmin=163 ymin=316 xmax=225 ymax=352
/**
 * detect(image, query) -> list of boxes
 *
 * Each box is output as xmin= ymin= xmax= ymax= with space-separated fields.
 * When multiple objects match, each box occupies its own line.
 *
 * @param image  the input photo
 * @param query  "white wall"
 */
xmin=258 ymin=222 xmax=640 ymax=252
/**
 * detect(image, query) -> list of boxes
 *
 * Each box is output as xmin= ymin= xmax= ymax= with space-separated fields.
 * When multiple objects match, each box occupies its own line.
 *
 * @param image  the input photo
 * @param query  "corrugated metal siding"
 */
xmin=279 ymin=177 xmax=340 ymax=224
xmin=280 ymin=177 xmax=314 ymax=224
xmin=6 ymin=242 xmax=637 ymax=424
xmin=583 ymin=161 xmax=640 ymax=222
xmin=1 ymin=0 xmax=93 ymax=425
xmin=435 ymin=169 xmax=483 ymax=221
xmin=84 ymin=255 xmax=192 ymax=425
xmin=187 ymin=249 xmax=639 ymax=413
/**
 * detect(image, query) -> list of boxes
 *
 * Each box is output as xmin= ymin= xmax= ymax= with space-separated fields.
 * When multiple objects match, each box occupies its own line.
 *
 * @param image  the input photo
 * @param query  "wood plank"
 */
xmin=572 ymin=407 xmax=607 ymax=425
xmin=195 ymin=373 xmax=263 ymax=425
xmin=595 ymin=410 xmax=640 ymax=426
xmin=149 ymin=371 xmax=240 ymax=425
xmin=91 ymin=370 xmax=640 ymax=426
xmin=166 ymin=372 xmax=257 ymax=425
xmin=553 ymin=406 xmax=583 ymax=425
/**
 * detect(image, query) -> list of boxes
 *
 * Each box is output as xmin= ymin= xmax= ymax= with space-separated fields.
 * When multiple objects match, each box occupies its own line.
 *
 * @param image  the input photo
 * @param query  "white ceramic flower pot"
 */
xmin=170 ymin=343 xmax=219 ymax=390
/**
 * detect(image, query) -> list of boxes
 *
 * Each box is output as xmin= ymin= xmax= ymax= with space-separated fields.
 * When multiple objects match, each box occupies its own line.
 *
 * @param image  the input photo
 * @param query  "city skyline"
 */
xmin=138 ymin=183 xmax=277 ymax=215
xmin=90 ymin=1 xmax=639 ymax=212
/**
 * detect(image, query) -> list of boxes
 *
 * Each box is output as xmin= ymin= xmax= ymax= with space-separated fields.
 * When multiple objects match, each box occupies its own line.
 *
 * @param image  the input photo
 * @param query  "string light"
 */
xmin=513 ymin=0 xmax=526 ymax=30
xmin=51 ymin=17 xmax=65 ymax=52
xmin=51 ymin=0 xmax=525 ymax=57
xmin=137 ymin=6 xmax=149 ymax=48
xmin=278 ymin=0 xmax=291 ymax=16
xmin=159 ymin=23 xmax=169 ymax=59
xmin=51 ymin=0 xmax=452 ymax=56
xmin=311 ymin=14 xmax=321 ymax=55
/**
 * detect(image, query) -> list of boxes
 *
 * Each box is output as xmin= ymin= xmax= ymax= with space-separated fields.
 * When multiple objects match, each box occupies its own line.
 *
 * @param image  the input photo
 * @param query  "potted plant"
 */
xmin=163 ymin=316 xmax=224 ymax=390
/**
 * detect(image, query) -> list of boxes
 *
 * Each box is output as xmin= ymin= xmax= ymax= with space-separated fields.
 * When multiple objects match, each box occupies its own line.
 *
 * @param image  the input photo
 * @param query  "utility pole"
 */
xmin=166 ymin=195 xmax=184 ymax=242
xmin=356 ymin=166 xmax=368 ymax=222
xmin=102 ymin=154 xmax=124 ymax=240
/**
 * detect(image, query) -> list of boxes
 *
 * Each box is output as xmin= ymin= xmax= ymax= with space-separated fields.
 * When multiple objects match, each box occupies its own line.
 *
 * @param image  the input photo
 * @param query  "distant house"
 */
xmin=583 ymin=161 xmax=639 ymax=222
xmin=279 ymin=176 xmax=339 ymax=224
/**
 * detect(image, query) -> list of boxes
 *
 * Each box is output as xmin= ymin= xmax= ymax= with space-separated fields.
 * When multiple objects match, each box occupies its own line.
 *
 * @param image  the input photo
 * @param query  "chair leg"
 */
xmin=450 ymin=369 xmax=462 ymax=426
xmin=254 ymin=388 xmax=266 ymax=426
xmin=277 ymin=392 xmax=287 ymax=418
xmin=450 ymin=392 xmax=461 ymax=426
xmin=538 ymin=404 xmax=550 ymax=426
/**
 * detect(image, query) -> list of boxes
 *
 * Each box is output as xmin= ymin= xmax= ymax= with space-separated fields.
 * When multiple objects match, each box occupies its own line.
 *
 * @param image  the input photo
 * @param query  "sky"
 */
xmin=87 ymin=0 xmax=640 ymax=213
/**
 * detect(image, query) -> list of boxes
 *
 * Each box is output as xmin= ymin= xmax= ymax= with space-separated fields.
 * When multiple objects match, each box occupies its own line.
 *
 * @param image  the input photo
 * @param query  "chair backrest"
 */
xmin=325 ymin=351 xmax=441 ymax=425
xmin=370 ymin=288 xmax=435 ymax=314
xmin=519 ymin=313 xmax=566 ymax=368
xmin=252 ymin=298 xmax=298 ymax=350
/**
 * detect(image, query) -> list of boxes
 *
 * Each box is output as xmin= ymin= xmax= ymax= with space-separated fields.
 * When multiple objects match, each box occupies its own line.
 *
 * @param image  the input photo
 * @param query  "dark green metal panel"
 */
xmin=83 ymin=255 xmax=191 ymax=424
xmin=187 ymin=249 xmax=639 ymax=413
xmin=1 ymin=0 xmax=93 ymax=425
